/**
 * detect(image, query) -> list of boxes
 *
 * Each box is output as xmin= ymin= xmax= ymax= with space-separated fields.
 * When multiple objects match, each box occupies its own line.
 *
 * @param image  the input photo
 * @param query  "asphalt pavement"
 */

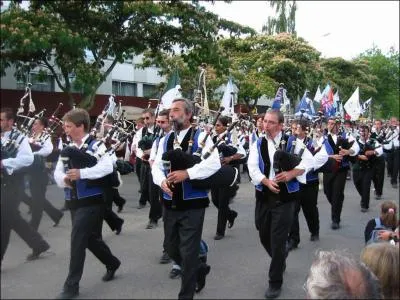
xmin=1 ymin=171 xmax=399 ymax=299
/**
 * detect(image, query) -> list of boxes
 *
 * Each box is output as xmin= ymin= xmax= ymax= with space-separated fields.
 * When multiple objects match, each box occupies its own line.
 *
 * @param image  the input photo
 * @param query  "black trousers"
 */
xmin=163 ymin=207 xmax=205 ymax=299
xmin=388 ymin=148 xmax=400 ymax=185
xmin=1 ymin=175 xmax=49 ymax=262
xmin=139 ymin=161 xmax=150 ymax=206
xmin=63 ymin=204 xmax=120 ymax=292
xmin=353 ymin=168 xmax=374 ymax=209
xmin=288 ymin=181 xmax=319 ymax=244
xmin=135 ymin=157 xmax=142 ymax=183
xmin=255 ymin=192 xmax=295 ymax=289
xmin=103 ymin=188 xmax=124 ymax=231
xmin=323 ymin=170 xmax=347 ymax=224
xmin=112 ymin=188 xmax=126 ymax=208
xmin=372 ymin=156 xmax=385 ymax=196
xmin=211 ymin=187 xmax=237 ymax=236
xmin=22 ymin=171 xmax=63 ymax=230
xmin=148 ymin=171 xmax=162 ymax=223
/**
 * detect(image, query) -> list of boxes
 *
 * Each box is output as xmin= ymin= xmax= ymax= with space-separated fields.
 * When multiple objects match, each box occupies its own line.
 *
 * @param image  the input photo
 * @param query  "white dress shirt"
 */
xmin=248 ymin=132 xmax=314 ymax=186
xmin=151 ymin=127 xmax=221 ymax=187
xmin=358 ymin=138 xmax=383 ymax=157
xmin=54 ymin=134 xmax=113 ymax=188
xmin=327 ymin=133 xmax=360 ymax=156
xmin=132 ymin=126 xmax=154 ymax=160
xmin=31 ymin=137 xmax=53 ymax=157
xmin=1 ymin=131 xmax=34 ymax=175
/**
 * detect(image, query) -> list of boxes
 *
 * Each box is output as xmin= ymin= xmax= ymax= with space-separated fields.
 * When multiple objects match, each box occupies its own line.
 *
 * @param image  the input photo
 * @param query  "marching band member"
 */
xmin=54 ymin=109 xmax=121 ymax=299
xmin=248 ymin=109 xmax=314 ymax=299
xmin=1 ymin=108 xmax=50 ymax=262
xmin=152 ymin=98 xmax=219 ymax=299
xmin=20 ymin=117 xmax=64 ymax=230
xmin=370 ymin=119 xmax=386 ymax=199
xmin=322 ymin=117 xmax=359 ymax=230
xmin=352 ymin=125 xmax=383 ymax=212
xmin=385 ymin=117 xmax=399 ymax=188
xmin=287 ymin=119 xmax=329 ymax=251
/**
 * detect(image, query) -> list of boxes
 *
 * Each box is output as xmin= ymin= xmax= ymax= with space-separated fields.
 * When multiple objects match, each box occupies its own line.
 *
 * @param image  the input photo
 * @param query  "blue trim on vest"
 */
xmin=254 ymin=137 xmax=300 ymax=193
xmin=162 ymin=129 xmax=208 ymax=201
xmin=323 ymin=136 xmax=350 ymax=168
xmin=64 ymin=139 xmax=103 ymax=200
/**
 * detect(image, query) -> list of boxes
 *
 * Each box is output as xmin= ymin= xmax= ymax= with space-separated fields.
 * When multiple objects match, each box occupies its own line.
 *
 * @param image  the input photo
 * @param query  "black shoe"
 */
xmin=265 ymin=286 xmax=282 ymax=299
xmin=286 ymin=240 xmax=298 ymax=252
xmin=392 ymin=183 xmax=398 ymax=189
xmin=375 ymin=194 xmax=382 ymax=200
xmin=56 ymin=289 xmax=79 ymax=299
xmin=146 ymin=221 xmax=157 ymax=229
xmin=195 ymin=264 xmax=211 ymax=293
xmin=60 ymin=205 xmax=68 ymax=212
xmin=310 ymin=234 xmax=319 ymax=241
xmin=26 ymin=243 xmax=50 ymax=261
xmin=159 ymin=252 xmax=171 ymax=264
xmin=137 ymin=204 xmax=146 ymax=209
xmin=102 ymin=262 xmax=120 ymax=282
xmin=214 ymin=234 xmax=224 ymax=240
xmin=331 ymin=222 xmax=340 ymax=230
xmin=361 ymin=207 xmax=368 ymax=213
xmin=228 ymin=211 xmax=238 ymax=229
xmin=53 ymin=212 xmax=64 ymax=227
xmin=117 ymin=199 xmax=126 ymax=213
xmin=115 ymin=219 xmax=124 ymax=235
xmin=169 ymin=268 xmax=182 ymax=279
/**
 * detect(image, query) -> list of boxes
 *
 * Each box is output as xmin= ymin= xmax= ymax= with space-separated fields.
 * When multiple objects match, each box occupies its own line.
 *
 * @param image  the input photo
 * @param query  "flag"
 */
xmin=106 ymin=94 xmax=116 ymax=115
xmin=360 ymin=97 xmax=372 ymax=114
xmin=271 ymin=85 xmax=285 ymax=110
xmin=282 ymin=88 xmax=290 ymax=113
xmin=339 ymin=101 xmax=345 ymax=118
xmin=343 ymin=87 xmax=361 ymax=121
xmin=221 ymin=77 xmax=235 ymax=116
xmin=160 ymin=69 xmax=182 ymax=110
xmin=333 ymin=90 xmax=340 ymax=109
xmin=28 ymin=88 xmax=35 ymax=113
xmin=314 ymin=85 xmax=323 ymax=103
xmin=321 ymin=83 xmax=335 ymax=117
xmin=295 ymin=90 xmax=314 ymax=119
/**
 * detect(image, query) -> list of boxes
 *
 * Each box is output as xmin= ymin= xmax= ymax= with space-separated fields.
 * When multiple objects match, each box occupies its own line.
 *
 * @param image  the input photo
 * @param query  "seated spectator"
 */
xmin=361 ymin=243 xmax=399 ymax=299
xmin=364 ymin=201 xmax=398 ymax=244
xmin=305 ymin=249 xmax=382 ymax=299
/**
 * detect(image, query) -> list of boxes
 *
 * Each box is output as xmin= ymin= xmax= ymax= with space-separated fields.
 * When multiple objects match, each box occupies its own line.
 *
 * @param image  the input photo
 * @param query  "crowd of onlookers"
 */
xmin=305 ymin=200 xmax=399 ymax=299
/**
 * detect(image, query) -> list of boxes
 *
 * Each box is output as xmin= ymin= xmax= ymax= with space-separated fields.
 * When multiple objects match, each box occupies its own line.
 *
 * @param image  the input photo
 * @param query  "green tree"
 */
xmin=262 ymin=0 xmax=297 ymax=36
xmin=1 ymin=1 xmax=255 ymax=109
xmin=357 ymin=46 xmax=399 ymax=118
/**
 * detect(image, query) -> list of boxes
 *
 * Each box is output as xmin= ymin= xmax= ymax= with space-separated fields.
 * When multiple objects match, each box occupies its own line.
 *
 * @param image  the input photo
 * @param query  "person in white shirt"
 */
xmin=20 ymin=117 xmax=64 ymax=230
xmin=151 ymin=98 xmax=220 ymax=298
xmin=54 ymin=108 xmax=120 ymax=299
xmin=248 ymin=109 xmax=314 ymax=299
xmin=385 ymin=117 xmax=399 ymax=188
xmin=1 ymin=107 xmax=50 ymax=263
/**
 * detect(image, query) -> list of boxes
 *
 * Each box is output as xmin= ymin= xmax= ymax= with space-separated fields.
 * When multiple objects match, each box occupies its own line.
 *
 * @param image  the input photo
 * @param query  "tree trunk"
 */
xmin=78 ymin=92 xmax=96 ymax=110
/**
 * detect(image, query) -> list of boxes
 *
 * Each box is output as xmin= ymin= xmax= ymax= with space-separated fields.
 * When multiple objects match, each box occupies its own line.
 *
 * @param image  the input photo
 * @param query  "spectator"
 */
xmin=305 ymin=249 xmax=382 ymax=299
xmin=361 ymin=243 xmax=399 ymax=299
xmin=364 ymin=201 xmax=398 ymax=244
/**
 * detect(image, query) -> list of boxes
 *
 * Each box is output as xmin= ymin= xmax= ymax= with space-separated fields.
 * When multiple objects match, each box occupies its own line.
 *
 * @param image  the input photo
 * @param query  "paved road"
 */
xmin=1 ymin=171 xmax=398 ymax=299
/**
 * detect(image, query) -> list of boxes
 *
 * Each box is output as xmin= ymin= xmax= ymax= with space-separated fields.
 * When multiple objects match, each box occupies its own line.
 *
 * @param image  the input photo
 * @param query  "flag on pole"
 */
xmin=321 ymin=83 xmax=335 ymax=117
xmin=221 ymin=77 xmax=235 ymax=116
xmin=282 ymin=88 xmax=290 ymax=113
xmin=360 ymin=97 xmax=372 ymax=114
xmin=295 ymin=90 xmax=314 ymax=119
xmin=271 ymin=84 xmax=285 ymax=110
xmin=160 ymin=69 xmax=182 ymax=110
xmin=106 ymin=94 xmax=116 ymax=115
xmin=343 ymin=87 xmax=361 ymax=121
xmin=314 ymin=85 xmax=323 ymax=103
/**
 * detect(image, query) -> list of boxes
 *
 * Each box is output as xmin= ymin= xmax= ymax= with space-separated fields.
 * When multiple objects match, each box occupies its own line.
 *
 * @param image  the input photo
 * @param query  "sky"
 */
xmin=202 ymin=1 xmax=399 ymax=60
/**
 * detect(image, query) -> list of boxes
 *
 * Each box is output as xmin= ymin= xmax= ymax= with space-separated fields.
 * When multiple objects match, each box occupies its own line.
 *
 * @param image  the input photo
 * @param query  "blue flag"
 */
xmin=295 ymin=91 xmax=314 ymax=119
xmin=271 ymin=85 xmax=284 ymax=110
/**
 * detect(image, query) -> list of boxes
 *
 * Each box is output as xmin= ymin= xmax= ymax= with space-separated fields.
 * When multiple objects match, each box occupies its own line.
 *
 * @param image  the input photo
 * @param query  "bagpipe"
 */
xmin=355 ymin=138 xmax=380 ymax=169
xmin=272 ymin=134 xmax=302 ymax=174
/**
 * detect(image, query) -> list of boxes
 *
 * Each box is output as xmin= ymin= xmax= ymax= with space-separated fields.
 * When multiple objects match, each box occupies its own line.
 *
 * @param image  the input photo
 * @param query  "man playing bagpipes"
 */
xmin=321 ymin=117 xmax=359 ymax=230
xmin=54 ymin=108 xmax=121 ymax=299
xmin=19 ymin=117 xmax=64 ymax=230
xmin=1 ymin=108 xmax=51 ymax=263
xmin=151 ymin=98 xmax=220 ymax=299
xmin=132 ymin=108 xmax=156 ymax=209
xmin=286 ymin=119 xmax=329 ymax=252
xmin=248 ymin=109 xmax=314 ymax=299
xmin=211 ymin=116 xmax=242 ymax=240
xmin=352 ymin=125 xmax=383 ymax=212
xmin=370 ymin=119 xmax=386 ymax=199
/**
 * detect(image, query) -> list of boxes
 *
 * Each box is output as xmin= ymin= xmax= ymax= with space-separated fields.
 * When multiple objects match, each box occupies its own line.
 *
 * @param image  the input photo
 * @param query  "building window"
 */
xmin=17 ymin=73 xmax=55 ymax=92
xmin=142 ymin=84 xmax=158 ymax=98
xmin=112 ymin=81 xmax=137 ymax=96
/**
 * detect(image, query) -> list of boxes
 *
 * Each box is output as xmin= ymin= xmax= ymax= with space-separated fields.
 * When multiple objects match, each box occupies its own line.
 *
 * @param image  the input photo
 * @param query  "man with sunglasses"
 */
xmin=322 ymin=117 xmax=359 ymax=230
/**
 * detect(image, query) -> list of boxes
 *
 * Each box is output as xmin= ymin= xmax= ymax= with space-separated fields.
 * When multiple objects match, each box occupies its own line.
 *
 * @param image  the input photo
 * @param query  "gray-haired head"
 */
xmin=305 ymin=249 xmax=382 ymax=299
xmin=172 ymin=98 xmax=194 ymax=117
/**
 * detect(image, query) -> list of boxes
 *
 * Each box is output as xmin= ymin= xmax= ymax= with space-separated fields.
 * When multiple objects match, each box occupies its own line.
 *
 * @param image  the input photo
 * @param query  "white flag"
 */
xmin=160 ymin=84 xmax=182 ymax=110
xmin=343 ymin=87 xmax=361 ymax=121
xmin=221 ymin=78 xmax=235 ymax=116
xmin=314 ymin=86 xmax=323 ymax=103
xmin=360 ymin=97 xmax=372 ymax=114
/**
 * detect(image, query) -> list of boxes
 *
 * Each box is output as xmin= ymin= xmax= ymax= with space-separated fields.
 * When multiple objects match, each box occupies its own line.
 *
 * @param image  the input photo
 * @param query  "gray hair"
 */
xmin=305 ymin=249 xmax=382 ymax=299
xmin=172 ymin=98 xmax=193 ymax=116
